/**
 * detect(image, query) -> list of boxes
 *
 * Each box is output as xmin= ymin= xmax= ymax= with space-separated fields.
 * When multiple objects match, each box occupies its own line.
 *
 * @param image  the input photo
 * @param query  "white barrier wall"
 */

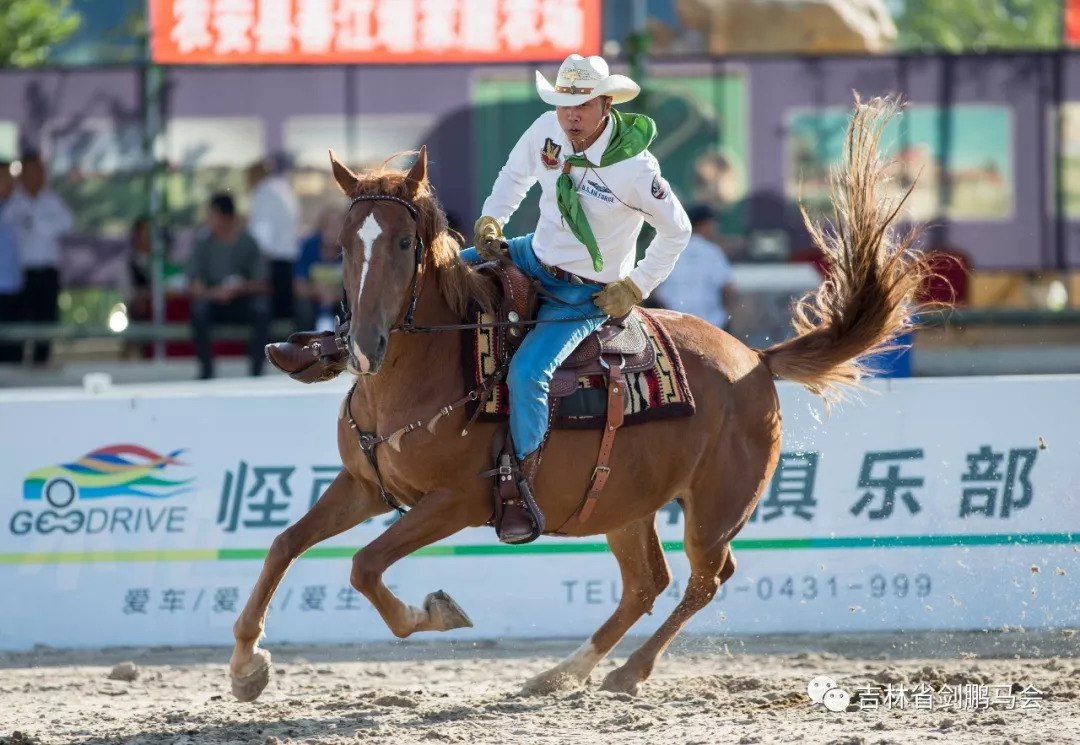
xmin=0 ymin=375 xmax=1077 ymax=651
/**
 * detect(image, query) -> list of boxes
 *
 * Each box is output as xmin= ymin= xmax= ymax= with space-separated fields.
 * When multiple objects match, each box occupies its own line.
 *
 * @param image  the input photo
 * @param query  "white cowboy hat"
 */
xmin=535 ymin=54 xmax=640 ymax=107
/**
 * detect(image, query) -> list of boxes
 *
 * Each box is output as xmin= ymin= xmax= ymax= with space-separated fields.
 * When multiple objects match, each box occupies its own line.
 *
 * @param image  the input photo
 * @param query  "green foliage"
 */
xmin=0 ymin=0 xmax=82 ymax=68
xmin=896 ymin=0 xmax=1062 ymax=53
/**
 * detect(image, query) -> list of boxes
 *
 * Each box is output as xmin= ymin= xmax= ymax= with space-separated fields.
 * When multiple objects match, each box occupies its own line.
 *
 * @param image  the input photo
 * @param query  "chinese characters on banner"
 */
xmin=217 ymin=461 xmax=399 ymax=532
xmin=212 ymin=446 xmax=1038 ymax=534
xmin=122 ymin=585 xmax=376 ymax=615
xmin=150 ymin=0 xmax=601 ymax=64
xmin=735 ymin=444 xmax=1038 ymax=525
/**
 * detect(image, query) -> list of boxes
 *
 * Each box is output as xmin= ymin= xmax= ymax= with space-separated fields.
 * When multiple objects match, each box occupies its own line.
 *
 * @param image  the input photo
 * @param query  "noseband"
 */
xmin=346 ymin=193 xmax=425 ymax=334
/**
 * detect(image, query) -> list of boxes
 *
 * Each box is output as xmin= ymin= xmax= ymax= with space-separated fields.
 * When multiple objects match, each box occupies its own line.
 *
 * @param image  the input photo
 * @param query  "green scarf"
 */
xmin=556 ymin=109 xmax=657 ymax=272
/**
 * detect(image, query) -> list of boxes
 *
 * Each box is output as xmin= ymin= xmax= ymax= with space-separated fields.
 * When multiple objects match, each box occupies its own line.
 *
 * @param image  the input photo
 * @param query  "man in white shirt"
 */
xmin=246 ymin=158 xmax=300 ymax=322
xmin=0 ymin=161 xmax=21 ymax=363
xmin=652 ymin=204 xmax=736 ymax=331
xmin=463 ymin=54 xmax=692 ymax=542
xmin=1 ymin=152 xmax=74 ymax=364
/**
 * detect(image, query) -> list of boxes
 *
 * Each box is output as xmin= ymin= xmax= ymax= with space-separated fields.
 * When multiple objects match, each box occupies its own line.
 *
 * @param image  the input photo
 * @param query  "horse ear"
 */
xmin=329 ymin=149 xmax=359 ymax=196
xmin=405 ymin=145 xmax=427 ymax=194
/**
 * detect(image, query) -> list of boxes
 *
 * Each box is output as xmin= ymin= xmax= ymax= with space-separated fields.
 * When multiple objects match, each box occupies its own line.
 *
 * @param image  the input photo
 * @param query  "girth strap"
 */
xmin=577 ymin=362 xmax=625 ymax=524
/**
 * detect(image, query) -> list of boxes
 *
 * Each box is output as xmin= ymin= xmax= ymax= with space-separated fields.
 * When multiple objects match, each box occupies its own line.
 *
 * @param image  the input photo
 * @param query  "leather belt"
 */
xmin=539 ymin=261 xmax=606 ymax=287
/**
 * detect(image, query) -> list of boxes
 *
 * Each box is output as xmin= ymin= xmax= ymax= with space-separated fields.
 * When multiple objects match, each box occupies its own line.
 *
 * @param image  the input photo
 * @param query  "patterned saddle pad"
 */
xmin=462 ymin=307 xmax=695 ymax=430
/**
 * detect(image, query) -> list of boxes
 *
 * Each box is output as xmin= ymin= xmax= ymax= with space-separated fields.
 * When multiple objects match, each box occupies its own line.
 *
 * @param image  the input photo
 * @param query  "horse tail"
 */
xmin=759 ymin=94 xmax=935 ymax=405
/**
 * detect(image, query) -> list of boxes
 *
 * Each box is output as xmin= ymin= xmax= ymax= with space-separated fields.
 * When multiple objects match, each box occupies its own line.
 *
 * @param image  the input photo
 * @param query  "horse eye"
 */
xmin=399 ymin=236 xmax=413 ymax=251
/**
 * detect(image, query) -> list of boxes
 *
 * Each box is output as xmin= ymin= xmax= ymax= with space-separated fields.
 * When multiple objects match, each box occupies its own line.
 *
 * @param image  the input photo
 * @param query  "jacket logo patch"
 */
xmin=540 ymin=138 xmax=562 ymax=169
xmin=580 ymin=179 xmax=615 ymax=204
xmin=650 ymin=174 xmax=668 ymax=200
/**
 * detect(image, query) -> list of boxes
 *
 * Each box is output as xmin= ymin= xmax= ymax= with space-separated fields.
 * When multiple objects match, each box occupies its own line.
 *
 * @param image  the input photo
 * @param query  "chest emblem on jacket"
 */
xmin=540 ymin=138 xmax=562 ymax=169
xmin=580 ymin=179 xmax=615 ymax=204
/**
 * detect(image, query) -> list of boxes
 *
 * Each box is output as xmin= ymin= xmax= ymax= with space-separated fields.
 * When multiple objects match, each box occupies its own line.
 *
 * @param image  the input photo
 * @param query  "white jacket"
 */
xmin=481 ymin=111 xmax=692 ymax=297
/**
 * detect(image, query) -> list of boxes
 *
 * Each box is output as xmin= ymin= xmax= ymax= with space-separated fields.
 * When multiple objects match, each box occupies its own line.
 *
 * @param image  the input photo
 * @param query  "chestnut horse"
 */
xmin=229 ymin=96 xmax=929 ymax=701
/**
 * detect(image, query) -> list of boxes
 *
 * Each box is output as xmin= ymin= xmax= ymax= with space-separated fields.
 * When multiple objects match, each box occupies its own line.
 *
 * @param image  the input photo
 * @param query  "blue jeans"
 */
xmin=461 ymin=234 xmax=608 ymax=459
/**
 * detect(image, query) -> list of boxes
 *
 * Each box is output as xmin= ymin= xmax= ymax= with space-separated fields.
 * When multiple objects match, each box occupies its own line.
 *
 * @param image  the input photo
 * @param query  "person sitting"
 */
xmin=185 ymin=193 xmax=270 ymax=379
xmin=293 ymin=207 xmax=346 ymax=332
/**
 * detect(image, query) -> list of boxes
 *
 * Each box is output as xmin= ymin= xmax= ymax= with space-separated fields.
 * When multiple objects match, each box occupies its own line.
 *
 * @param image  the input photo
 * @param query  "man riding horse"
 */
xmin=268 ymin=54 xmax=692 ymax=544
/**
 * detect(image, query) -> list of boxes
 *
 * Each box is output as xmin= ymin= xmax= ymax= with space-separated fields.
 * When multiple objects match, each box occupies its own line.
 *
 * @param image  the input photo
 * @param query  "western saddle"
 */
xmin=479 ymin=260 xmax=653 ymax=525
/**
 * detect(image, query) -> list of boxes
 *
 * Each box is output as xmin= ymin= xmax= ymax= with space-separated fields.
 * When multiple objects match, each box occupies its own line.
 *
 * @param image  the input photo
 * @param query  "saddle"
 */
xmin=477 ymin=260 xmax=650 ymax=525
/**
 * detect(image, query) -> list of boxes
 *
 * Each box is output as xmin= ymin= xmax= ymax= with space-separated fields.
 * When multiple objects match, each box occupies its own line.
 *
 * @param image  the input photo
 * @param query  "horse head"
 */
xmin=329 ymin=146 xmax=429 ymax=375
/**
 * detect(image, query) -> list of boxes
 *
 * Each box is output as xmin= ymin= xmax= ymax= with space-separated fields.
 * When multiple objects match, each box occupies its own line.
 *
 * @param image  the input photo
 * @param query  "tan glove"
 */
xmin=592 ymin=277 xmax=643 ymax=318
xmin=473 ymin=216 xmax=508 ymax=262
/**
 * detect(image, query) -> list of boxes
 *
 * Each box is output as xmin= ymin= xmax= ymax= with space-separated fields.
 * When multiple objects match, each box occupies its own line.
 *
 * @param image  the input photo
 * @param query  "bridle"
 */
xmin=346 ymin=193 xmax=425 ymax=334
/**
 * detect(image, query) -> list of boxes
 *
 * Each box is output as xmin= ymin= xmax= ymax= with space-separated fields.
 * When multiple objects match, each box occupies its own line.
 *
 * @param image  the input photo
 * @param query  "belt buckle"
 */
xmin=569 ymin=273 xmax=583 ymax=285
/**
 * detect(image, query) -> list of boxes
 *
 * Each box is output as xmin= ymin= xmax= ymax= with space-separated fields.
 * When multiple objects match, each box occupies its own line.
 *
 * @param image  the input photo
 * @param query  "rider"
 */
xmin=463 ymin=53 xmax=692 ymax=543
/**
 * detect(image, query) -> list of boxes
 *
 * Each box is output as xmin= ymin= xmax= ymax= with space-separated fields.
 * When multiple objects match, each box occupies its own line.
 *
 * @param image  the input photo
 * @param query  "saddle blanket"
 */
xmin=462 ymin=308 xmax=696 ymax=430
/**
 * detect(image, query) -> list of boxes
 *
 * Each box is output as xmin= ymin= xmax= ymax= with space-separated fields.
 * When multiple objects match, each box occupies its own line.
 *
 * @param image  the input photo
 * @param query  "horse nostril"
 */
xmin=377 ymin=334 xmax=387 ymax=358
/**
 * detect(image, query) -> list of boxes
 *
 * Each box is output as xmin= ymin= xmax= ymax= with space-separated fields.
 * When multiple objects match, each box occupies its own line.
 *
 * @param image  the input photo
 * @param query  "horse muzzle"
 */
xmin=346 ymin=331 xmax=388 ymax=375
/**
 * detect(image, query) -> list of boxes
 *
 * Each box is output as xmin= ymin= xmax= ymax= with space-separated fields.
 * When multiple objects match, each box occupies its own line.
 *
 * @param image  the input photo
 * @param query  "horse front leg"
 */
xmin=350 ymin=488 xmax=486 ymax=638
xmin=230 ymin=469 xmax=390 ymax=701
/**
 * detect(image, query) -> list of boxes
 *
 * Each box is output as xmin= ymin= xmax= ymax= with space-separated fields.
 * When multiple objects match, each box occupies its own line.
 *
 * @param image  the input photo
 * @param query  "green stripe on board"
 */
xmin=0 ymin=549 xmax=218 ymax=565
xmin=0 ymin=533 xmax=1075 ymax=565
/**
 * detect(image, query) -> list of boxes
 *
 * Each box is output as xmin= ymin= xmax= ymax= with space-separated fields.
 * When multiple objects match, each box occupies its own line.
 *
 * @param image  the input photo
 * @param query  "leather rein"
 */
xmin=345 ymin=192 xmax=604 ymax=337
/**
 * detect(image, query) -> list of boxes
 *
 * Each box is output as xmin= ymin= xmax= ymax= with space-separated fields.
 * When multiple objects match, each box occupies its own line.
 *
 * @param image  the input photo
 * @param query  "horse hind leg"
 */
xmin=600 ymin=539 xmax=736 ymax=696
xmin=600 ymin=470 xmax=760 ymax=695
xmin=522 ymin=515 xmax=671 ymax=695
xmin=230 ymin=469 xmax=390 ymax=702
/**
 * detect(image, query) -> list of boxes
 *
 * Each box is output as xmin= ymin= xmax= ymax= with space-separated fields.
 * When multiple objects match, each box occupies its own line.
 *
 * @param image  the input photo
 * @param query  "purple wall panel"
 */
xmin=0 ymin=68 xmax=141 ymax=154
xmin=743 ymin=55 xmax=1051 ymax=270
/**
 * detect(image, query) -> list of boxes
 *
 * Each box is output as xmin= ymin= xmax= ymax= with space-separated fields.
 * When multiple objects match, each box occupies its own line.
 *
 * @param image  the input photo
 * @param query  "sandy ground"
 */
xmin=2 ymin=630 xmax=1079 ymax=745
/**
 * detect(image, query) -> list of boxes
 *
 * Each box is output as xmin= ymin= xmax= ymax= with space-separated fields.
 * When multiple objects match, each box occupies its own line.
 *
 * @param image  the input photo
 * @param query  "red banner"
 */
xmin=150 ymin=0 xmax=601 ymax=64
xmin=1067 ymin=0 xmax=1080 ymax=47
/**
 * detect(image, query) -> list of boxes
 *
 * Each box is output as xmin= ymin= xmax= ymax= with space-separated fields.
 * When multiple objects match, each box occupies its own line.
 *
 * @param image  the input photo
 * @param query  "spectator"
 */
xmin=246 ymin=157 xmax=300 ymax=323
xmin=1 ymin=152 xmax=73 ymax=364
xmin=0 ymin=161 xmax=21 ymax=363
xmin=293 ymin=207 xmax=345 ymax=331
xmin=186 ymin=193 xmax=270 ymax=380
xmin=127 ymin=215 xmax=153 ymax=322
xmin=651 ymin=203 xmax=736 ymax=331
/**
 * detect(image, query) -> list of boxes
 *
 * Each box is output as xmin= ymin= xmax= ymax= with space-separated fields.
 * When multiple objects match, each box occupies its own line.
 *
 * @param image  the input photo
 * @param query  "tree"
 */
xmin=896 ymin=0 xmax=1061 ymax=53
xmin=0 ymin=0 xmax=81 ymax=68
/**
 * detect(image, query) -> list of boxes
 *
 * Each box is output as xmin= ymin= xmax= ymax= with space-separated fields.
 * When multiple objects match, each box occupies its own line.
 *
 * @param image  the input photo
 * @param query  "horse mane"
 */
xmin=345 ymin=152 xmax=496 ymax=319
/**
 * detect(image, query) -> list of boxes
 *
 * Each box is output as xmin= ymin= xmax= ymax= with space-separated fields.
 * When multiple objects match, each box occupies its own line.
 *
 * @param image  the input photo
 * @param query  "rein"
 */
xmin=346 ymin=192 xmax=606 ymax=338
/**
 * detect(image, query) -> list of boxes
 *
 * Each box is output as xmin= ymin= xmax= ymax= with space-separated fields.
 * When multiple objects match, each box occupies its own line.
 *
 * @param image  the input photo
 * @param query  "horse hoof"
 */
xmin=521 ymin=670 xmax=582 ymax=696
xmin=600 ymin=668 xmax=642 ymax=696
xmin=231 ymin=648 xmax=272 ymax=702
xmin=424 ymin=590 xmax=473 ymax=631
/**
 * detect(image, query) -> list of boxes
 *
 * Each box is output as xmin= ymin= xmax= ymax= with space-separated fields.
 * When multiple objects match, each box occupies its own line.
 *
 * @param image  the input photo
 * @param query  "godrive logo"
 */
xmin=11 ymin=444 xmax=194 ymax=535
